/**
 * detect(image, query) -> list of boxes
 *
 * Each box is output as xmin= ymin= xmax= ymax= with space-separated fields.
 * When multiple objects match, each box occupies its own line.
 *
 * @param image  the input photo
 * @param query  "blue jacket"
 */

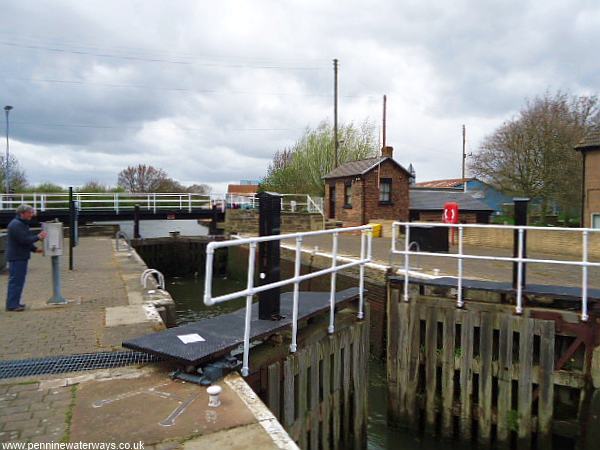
xmin=6 ymin=216 xmax=39 ymax=261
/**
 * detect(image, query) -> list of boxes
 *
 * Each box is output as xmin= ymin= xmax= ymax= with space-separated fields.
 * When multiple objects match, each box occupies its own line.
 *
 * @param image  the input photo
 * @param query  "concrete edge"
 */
xmin=106 ymin=239 xmax=176 ymax=329
xmin=223 ymin=373 xmax=299 ymax=450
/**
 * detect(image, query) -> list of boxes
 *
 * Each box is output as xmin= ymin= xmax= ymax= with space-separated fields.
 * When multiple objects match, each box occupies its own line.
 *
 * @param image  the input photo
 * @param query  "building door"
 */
xmin=329 ymin=185 xmax=336 ymax=219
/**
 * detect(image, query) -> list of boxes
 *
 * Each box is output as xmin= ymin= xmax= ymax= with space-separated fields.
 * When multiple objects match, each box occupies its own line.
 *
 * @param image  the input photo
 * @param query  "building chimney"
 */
xmin=381 ymin=146 xmax=393 ymax=158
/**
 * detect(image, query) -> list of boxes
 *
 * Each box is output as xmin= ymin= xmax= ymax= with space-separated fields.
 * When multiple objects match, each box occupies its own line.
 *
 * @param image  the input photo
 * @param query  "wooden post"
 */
xmin=133 ymin=204 xmax=141 ymax=239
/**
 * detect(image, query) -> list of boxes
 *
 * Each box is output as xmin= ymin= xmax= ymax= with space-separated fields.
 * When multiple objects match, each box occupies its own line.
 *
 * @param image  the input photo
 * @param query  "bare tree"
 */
xmin=117 ymin=165 xmax=169 ymax=192
xmin=0 ymin=155 xmax=28 ymax=192
xmin=470 ymin=91 xmax=599 ymax=222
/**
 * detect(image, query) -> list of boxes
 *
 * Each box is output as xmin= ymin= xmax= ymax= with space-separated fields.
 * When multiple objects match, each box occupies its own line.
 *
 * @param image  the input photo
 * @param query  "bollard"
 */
xmin=207 ymin=385 xmax=222 ymax=407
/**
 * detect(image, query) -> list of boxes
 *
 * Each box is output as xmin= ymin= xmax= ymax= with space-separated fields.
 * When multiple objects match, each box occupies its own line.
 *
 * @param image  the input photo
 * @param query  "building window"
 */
xmin=379 ymin=178 xmax=392 ymax=203
xmin=593 ymin=213 xmax=600 ymax=229
xmin=344 ymin=182 xmax=352 ymax=207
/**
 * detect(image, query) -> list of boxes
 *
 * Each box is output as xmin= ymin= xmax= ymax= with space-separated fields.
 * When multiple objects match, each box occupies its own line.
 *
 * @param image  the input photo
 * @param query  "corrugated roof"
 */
xmin=415 ymin=178 xmax=475 ymax=188
xmin=409 ymin=189 xmax=493 ymax=211
xmin=323 ymin=156 xmax=410 ymax=179
xmin=227 ymin=184 xmax=258 ymax=194
xmin=575 ymin=125 xmax=600 ymax=150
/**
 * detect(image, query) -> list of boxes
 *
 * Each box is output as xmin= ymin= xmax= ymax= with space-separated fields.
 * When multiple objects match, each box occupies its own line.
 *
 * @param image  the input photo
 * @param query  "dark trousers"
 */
xmin=6 ymin=259 xmax=29 ymax=310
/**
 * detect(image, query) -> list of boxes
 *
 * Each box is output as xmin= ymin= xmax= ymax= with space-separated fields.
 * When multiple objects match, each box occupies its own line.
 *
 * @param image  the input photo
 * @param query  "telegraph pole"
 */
xmin=382 ymin=95 xmax=387 ymax=149
xmin=4 ymin=106 xmax=13 ymax=194
xmin=462 ymin=124 xmax=467 ymax=192
xmin=333 ymin=58 xmax=339 ymax=168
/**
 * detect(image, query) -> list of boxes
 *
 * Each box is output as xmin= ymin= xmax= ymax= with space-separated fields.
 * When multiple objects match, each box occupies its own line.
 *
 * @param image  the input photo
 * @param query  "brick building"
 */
xmin=322 ymin=146 xmax=411 ymax=226
xmin=575 ymin=126 xmax=600 ymax=228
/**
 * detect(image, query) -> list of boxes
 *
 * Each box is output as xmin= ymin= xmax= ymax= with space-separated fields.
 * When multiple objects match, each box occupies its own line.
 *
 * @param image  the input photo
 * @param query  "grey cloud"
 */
xmin=1 ymin=0 xmax=598 ymax=189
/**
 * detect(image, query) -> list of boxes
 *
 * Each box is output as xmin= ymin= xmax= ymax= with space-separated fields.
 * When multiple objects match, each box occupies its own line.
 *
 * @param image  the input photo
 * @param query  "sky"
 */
xmin=1 ymin=0 xmax=599 ymax=193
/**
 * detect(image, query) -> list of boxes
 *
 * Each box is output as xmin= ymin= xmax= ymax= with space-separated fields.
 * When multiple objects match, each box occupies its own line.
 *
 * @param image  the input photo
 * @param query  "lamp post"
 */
xmin=4 ymin=105 xmax=13 ymax=195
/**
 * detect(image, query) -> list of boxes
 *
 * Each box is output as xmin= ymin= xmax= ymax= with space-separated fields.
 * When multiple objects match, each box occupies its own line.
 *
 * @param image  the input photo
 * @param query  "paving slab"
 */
xmin=0 ymin=237 xmax=168 ymax=360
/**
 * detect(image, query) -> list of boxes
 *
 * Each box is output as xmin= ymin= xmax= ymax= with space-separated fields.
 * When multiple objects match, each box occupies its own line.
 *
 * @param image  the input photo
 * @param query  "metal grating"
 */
xmin=0 ymin=351 xmax=161 ymax=380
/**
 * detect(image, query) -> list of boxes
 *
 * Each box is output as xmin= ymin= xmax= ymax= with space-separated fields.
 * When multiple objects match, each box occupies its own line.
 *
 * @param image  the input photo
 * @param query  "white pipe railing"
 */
xmin=391 ymin=221 xmax=600 ymax=322
xmin=203 ymin=225 xmax=373 ymax=377
xmin=141 ymin=268 xmax=166 ymax=290
xmin=0 ymin=192 xmax=325 ymax=216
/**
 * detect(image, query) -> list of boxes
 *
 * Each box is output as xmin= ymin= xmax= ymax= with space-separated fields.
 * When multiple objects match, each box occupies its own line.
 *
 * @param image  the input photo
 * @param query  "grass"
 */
xmin=61 ymin=385 xmax=78 ymax=443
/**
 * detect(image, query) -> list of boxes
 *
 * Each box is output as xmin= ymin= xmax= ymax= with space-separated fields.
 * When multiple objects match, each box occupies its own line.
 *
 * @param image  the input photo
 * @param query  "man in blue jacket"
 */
xmin=5 ymin=204 xmax=47 ymax=311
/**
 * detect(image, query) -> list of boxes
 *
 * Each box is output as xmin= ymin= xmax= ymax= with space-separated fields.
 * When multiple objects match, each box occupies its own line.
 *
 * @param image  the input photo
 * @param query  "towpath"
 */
xmin=0 ymin=237 xmax=160 ymax=360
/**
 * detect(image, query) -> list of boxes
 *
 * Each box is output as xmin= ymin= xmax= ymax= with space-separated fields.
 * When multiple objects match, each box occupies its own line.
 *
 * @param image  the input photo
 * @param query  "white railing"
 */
xmin=0 ymin=192 xmax=216 ymax=213
xmin=391 ymin=221 xmax=600 ymax=322
xmin=203 ymin=225 xmax=373 ymax=376
xmin=0 ymin=192 xmax=324 ymax=216
xmin=141 ymin=268 xmax=166 ymax=290
xmin=225 ymin=194 xmax=324 ymax=215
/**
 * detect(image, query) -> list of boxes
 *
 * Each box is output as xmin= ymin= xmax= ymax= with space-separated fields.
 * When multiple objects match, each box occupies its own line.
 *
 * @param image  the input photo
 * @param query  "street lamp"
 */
xmin=4 ymin=105 xmax=13 ymax=194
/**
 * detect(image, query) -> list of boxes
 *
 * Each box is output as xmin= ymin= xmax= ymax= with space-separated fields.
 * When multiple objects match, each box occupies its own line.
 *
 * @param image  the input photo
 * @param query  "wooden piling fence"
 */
xmin=387 ymin=294 xmax=556 ymax=449
xmin=265 ymin=318 xmax=369 ymax=450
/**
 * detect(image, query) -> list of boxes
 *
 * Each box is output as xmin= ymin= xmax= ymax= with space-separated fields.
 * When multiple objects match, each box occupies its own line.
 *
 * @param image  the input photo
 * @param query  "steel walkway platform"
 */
xmin=123 ymin=288 xmax=360 ymax=365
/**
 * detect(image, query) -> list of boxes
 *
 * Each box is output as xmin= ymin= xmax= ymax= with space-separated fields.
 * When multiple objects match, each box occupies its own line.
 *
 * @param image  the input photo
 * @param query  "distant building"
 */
xmin=575 ymin=126 xmax=600 ymax=228
xmin=409 ymin=188 xmax=494 ymax=223
xmin=322 ymin=146 xmax=411 ymax=226
xmin=415 ymin=178 xmax=511 ymax=214
xmin=227 ymin=183 xmax=259 ymax=197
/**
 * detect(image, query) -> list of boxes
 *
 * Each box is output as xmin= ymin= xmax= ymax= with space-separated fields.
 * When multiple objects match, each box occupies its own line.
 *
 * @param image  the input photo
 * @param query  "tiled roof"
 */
xmin=323 ymin=157 xmax=409 ymax=179
xmin=575 ymin=125 xmax=600 ymax=150
xmin=415 ymin=178 xmax=475 ymax=188
xmin=227 ymin=184 xmax=258 ymax=194
xmin=410 ymin=189 xmax=493 ymax=211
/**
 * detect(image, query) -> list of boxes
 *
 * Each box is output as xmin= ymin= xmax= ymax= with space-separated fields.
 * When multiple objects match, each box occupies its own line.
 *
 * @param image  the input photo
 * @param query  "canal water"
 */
xmin=127 ymin=220 xmax=459 ymax=450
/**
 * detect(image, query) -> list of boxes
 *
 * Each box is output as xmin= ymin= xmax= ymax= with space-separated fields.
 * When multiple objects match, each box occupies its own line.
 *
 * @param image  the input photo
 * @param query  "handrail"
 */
xmin=391 ymin=221 xmax=600 ymax=321
xmin=0 ymin=192 xmax=324 ymax=215
xmin=141 ymin=268 xmax=166 ymax=290
xmin=204 ymin=224 xmax=373 ymax=377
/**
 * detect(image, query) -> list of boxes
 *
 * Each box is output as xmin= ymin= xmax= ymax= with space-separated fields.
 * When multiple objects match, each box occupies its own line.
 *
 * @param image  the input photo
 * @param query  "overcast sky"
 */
xmin=1 ymin=1 xmax=598 ymax=192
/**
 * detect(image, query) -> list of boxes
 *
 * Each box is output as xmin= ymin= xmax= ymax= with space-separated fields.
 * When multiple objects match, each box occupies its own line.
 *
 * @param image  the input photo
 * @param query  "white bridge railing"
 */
xmin=203 ymin=225 xmax=373 ymax=376
xmin=0 ymin=192 xmax=324 ymax=215
xmin=392 ymin=221 xmax=600 ymax=322
xmin=226 ymin=194 xmax=324 ymax=215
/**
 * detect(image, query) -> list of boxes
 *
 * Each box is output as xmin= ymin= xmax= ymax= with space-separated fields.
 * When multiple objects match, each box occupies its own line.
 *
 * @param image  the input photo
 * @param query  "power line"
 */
xmin=0 ymin=32 xmax=325 ymax=66
xmin=0 ymin=40 xmax=324 ymax=70
xmin=1 ymin=76 xmax=378 ymax=100
xmin=11 ymin=120 xmax=302 ymax=132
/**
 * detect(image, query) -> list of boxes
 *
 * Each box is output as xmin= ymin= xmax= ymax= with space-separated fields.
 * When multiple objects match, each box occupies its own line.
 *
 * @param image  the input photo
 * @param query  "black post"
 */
xmin=512 ymin=198 xmax=529 ymax=289
xmin=133 ymin=204 xmax=141 ymax=238
xmin=258 ymin=192 xmax=281 ymax=320
xmin=68 ymin=187 xmax=74 ymax=270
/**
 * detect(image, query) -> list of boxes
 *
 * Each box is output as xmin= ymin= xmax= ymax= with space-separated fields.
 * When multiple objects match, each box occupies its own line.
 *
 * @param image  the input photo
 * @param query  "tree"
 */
xmin=79 ymin=180 xmax=111 ymax=192
xmin=0 ymin=155 xmax=28 ymax=192
xmin=154 ymin=177 xmax=185 ymax=192
xmin=30 ymin=182 xmax=64 ymax=192
xmin=469 ymin=91 xmax=599 ymax=222
xmin=186 ymin=183 xmax=211 ymax=194
xmin=117 ymin=165 xmax=168 ymax=192
xmin=261 ymin=120 xmax=378 ymax=196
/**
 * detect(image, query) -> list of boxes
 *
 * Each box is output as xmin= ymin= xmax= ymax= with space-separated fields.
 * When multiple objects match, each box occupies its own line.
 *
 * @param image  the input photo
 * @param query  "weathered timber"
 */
xmin=260 ymin=310 xmax=369 ymax=450
xmin=387 ymin=286 xmax=562 ymax=450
